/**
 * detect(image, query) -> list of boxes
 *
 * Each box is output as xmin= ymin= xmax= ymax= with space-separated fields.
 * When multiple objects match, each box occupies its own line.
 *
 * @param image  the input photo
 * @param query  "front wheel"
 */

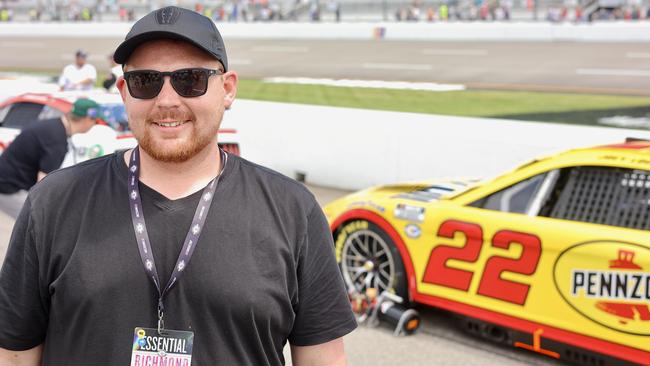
xmin=335 ymin=220 xmax=409 ymax=302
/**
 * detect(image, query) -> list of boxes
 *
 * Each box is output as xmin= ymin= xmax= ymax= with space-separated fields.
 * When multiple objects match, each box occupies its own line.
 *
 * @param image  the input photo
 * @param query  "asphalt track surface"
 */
xmin=1 ymin=186 xmax=561 ymax=366
xmin=1 ymin=37 xmax=650 ymax=95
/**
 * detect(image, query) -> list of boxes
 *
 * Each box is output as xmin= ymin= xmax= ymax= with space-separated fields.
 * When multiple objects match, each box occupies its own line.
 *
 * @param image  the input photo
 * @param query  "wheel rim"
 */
xmin=341 ymin=229 xmax=396 ymax=294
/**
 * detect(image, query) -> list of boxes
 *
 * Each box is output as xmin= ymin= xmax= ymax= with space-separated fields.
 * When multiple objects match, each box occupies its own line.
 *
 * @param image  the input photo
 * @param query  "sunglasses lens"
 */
xmin=127 ymin=71 xmax=163 ymax=99
xmin=172 ymin=69 xmax=209 ymax=97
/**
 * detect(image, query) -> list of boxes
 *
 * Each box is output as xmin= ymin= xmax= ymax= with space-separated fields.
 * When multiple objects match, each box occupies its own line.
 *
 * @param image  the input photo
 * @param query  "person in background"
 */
xmin=58 ymin=49 xmax=97 ymax=91
xmin=103 ymin=52 xmax=124 ymax=93
xmin=0 ymin=98 xmax=99 ymax=194
xmin=0 ymin=6 xmax=11 ymax=21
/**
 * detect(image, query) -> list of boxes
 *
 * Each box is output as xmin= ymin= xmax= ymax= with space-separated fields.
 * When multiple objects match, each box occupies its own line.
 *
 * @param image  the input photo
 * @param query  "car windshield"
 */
xmin=100 ymin=103 xmax=129 ymax=132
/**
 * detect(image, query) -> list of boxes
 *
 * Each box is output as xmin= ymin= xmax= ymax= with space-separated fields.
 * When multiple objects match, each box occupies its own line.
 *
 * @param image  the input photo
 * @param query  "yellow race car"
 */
xmin=324 ymin=139 xmax=650 ymax=366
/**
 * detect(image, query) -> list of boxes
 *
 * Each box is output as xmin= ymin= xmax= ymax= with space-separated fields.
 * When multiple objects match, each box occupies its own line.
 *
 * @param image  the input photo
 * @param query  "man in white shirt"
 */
xmin=58 ymin=50 xmax=97 ymax=91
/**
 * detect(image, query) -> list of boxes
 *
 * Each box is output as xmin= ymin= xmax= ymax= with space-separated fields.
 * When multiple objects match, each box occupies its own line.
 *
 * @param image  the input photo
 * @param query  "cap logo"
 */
xmin=156 ymin=7 xmax=180 ymax=25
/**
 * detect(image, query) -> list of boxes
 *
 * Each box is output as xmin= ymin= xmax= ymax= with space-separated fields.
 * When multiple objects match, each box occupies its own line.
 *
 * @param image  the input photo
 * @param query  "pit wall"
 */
xmin=1 ymin=21 xmax=650 ymax=42
xmin=226 ymin=100 xmax=650 ymax=190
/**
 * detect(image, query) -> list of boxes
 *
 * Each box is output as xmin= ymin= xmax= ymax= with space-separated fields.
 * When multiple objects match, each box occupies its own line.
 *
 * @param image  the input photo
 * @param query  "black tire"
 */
xmin=334 ymin=220 xmax=409 ymax=302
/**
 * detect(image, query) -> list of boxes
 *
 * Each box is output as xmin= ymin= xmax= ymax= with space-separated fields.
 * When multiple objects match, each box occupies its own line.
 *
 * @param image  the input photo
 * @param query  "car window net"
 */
xmin=549 ymin=166 xmax=650 ymax=230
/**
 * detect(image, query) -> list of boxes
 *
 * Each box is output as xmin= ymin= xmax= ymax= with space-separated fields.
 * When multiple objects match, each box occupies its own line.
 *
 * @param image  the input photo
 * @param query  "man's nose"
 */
xmin=155 ymin=76 xmax=182 ymax=107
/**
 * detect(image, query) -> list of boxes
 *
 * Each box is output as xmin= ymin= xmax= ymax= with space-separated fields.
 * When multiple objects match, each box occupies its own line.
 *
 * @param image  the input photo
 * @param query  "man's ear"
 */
xmin=222 ymin=71 xmax=238 ymax=109
xmin=117 ymin=76 xmax=127 ymax=102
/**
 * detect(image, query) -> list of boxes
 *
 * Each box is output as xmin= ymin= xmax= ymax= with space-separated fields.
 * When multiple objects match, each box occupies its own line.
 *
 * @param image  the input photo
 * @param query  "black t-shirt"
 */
xmin=0 ymin=118 xmax=68 ymax=193
xmin=0 ymin=151 xmax=356 ymax=365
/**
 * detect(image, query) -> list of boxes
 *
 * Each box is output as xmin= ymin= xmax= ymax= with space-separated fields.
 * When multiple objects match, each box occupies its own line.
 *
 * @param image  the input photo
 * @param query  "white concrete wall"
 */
xmin=225 ymin=99 xmax=650 ymax=190
xmin=1 ymin=21 xmax=650 ymax=42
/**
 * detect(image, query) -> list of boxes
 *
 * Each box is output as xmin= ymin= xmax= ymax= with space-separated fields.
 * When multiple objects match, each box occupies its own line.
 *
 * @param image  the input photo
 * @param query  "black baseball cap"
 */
xmin=113 ymin=6 xmax=228 ymax=71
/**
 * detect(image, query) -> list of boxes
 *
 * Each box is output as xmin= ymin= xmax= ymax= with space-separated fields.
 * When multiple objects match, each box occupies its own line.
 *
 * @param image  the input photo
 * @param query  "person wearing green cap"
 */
xmin=0 ymin=98 xmax=99 ymax=194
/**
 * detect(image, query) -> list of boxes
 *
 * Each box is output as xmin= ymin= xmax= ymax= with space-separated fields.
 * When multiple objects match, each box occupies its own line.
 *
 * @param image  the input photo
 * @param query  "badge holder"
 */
xmin=131 ymin=327 xmax=194 ymax=366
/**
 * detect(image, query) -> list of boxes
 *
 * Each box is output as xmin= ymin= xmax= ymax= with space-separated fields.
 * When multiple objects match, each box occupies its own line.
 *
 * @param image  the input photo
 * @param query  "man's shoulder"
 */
xmin=24 ymin=118 xmax=65 ymax=140
xmin=29 ymin=154 xmax=118 ymax=206
xmin=28 ymin=117 xmax=62 ymax=131
xmin=13 ymin=119 xmax=58 ymax=140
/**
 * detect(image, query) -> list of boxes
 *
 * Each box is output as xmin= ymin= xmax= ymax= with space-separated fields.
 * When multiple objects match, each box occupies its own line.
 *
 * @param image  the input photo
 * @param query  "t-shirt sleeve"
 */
xmin=0 ymin=197 xmax=49 ymax=350
xmin=288 ymin=203 xmax=357 ymax=346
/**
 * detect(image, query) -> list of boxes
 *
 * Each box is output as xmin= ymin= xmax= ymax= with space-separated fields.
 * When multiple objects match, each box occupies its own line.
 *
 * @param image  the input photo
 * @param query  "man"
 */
xmin=0 ymin=98 xmax=99 ymax=194
xmin=58 ymin=50 xmax=97 ymax=91
xmin=0 ymin=6 xmax=356 ymax=366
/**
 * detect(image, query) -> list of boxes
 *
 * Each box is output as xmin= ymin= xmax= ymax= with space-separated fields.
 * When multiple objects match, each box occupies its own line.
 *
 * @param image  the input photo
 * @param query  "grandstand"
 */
xmin=0 ymin=0 xmax=648 ymax=22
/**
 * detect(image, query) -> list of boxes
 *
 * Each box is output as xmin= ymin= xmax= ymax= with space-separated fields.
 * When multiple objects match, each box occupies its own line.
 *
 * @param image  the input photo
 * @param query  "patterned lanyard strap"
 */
xmin=127 ymin=146 xmax=227 ymax=334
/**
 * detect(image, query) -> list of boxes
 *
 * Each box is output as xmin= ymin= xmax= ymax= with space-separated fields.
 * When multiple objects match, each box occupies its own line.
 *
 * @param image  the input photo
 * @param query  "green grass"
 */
xmin=237 ymin=79 xmax=650 ymax=128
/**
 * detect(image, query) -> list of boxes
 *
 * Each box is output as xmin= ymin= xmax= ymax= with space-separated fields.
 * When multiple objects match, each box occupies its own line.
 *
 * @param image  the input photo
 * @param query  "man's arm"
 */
xmin=290 ymin=337 xmax=346 ymax=366
xmin=79 ymin=65 xmax=98 ymax=87
xmin=0 ymin=345 xmax=43 ymax=366
xmin=288 ymin=204 xmax=357 ymax=365
xmin=0 ymin=197 xmax=48 ymax=363
xmin=78 ymin=77 xmax=94 ymax=87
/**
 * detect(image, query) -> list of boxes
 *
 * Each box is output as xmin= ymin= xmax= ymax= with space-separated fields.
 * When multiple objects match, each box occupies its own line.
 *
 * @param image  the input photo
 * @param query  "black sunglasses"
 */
xmin=123 ymin=68 xmax=223 ymax=99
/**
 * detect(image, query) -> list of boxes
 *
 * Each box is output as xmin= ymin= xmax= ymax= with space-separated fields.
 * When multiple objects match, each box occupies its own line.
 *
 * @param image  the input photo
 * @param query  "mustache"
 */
xmin=145 ymin=110 xmax=195 ymax=123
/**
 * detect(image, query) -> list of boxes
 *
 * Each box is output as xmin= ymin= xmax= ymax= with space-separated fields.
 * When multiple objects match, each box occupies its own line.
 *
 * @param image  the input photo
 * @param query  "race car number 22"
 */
xmin=422 ymin=219 xmax=541 ymax=305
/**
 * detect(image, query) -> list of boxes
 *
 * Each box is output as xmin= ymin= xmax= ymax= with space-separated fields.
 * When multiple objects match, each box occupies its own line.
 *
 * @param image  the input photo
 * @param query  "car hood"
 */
xmin=377 ymin=178 xmax=480 ymax=203
xmin=324 ymin=177 xmax=481 ymax=222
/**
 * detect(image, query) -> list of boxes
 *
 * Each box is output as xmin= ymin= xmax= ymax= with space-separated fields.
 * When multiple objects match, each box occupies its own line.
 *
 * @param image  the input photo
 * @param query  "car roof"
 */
xmin=521 ymin=139 xmax=650 ymax=173
xmin=53 ymin=90 xmax=124 ymax=105
xmin=0 ymin=90 xmax=124 ymax=112
xmin=565 ymin=139 xmax=650 ymax=160
xmin=594 ymin=140 xmax=650 ymax=153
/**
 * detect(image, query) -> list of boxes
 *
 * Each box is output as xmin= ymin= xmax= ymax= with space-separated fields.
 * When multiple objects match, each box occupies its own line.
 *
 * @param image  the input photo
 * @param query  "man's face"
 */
xmin=75 ymin=55 xmax=86 ymax=67
xmin=117 ymin=39 xmax=237 ymax=163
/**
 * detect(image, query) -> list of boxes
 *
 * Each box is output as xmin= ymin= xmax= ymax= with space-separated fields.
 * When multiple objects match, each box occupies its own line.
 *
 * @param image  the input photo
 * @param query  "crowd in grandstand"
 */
xmin=0 ymin=0 xmax=648 ymax=22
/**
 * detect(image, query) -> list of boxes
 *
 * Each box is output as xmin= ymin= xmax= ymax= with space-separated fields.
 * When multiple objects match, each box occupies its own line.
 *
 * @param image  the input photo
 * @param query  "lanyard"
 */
xmin=128 ymin=146 xmax=227 ymax=335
